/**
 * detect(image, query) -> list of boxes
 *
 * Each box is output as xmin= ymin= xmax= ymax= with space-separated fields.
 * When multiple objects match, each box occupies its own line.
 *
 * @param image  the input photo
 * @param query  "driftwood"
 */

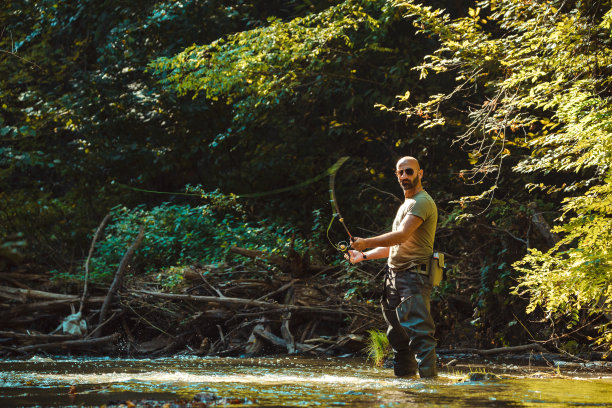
xmin=251 ymin=326 xmax=359 ymax=354
xmin=98 ymin=226 xmax=145 ymax=326
xmin=280 ymin=287 xmax=295 ymax=353
xmin=257 ymin=279 xmax=297 ymax=301
xmin=438 ymin=343 xmax=547 ymax=356
xmin=281 ymin=310 xmax=295 ymax=353
xmin=0 ymin=275 xmax=30 ymax=289
xmin=7 ymin=297 xmax=105 ymax=314
xmin=136 ymin=290 xmax=342 ymax=316
xmin=0 ymin=285 xmax=80 ymax=301
xmin=0 ymin=331 xmax=79 ymax=341
xmin=0 ymin=272 xmax=47 ymax=281
xmin=80 ymin=213 xmax=111 ymax=314
xmin=0 ymin=238 xmax=378 ymax=358
xmin=17 ymin=332 xmax=121 ymax=352
xmin=252 ymin=325 xmax=319 ymax=353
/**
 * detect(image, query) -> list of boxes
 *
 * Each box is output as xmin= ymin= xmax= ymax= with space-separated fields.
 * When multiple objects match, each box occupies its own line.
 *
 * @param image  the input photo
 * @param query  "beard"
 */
xmin=401 ymin=174 xmax=420 ymax=190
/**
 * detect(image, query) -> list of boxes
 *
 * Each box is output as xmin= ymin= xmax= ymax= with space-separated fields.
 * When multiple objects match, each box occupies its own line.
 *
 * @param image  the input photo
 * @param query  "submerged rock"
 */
xmin=28 ymin=356 xmax=54 ymax=363
xmin=460 ymin=372 xmax=501 ymax=382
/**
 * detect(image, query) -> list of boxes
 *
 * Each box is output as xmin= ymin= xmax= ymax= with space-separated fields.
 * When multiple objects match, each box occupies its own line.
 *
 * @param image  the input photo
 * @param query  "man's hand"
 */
xmin=350 ymin=237 xmax=367 ymax=251
xmin=344 ymin=249 xmax=366 ymax=264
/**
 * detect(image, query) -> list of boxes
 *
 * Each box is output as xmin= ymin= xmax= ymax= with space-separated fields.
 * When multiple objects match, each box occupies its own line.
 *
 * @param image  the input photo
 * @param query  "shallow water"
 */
xmin=0 ymin=356 xmax=611 ymax=407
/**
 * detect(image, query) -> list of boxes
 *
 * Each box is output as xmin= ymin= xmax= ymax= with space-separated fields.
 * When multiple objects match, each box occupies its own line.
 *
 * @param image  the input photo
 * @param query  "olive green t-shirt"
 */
xmin=388 ymin=190 xmax=437 ymax=270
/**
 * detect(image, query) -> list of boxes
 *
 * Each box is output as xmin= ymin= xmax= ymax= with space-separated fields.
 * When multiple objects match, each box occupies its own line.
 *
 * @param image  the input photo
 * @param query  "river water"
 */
xmin=0 ymin=356 xmax=611 ymax=407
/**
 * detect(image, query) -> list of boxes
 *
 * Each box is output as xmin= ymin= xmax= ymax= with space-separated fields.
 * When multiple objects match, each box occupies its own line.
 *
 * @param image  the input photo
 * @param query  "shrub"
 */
xmin=54 ymin=189 xmax=307 ymax=283
xmin=366 ymin=329 xmax=392 ymax=367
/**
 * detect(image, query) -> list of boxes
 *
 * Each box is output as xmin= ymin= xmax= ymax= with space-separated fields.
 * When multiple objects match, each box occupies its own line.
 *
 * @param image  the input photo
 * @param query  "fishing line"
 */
xmin=113 ymin=157 xmax=354 ymax=254
xmin=113 ymin=157 xmax=350 ymax=199
xmin=113 ymin=182 xmax=202 ymax=197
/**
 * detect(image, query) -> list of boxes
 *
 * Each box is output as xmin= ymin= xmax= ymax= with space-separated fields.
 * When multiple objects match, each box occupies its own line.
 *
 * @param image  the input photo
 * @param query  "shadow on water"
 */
xmin=0 ymin=356 xmax=611 ymax=407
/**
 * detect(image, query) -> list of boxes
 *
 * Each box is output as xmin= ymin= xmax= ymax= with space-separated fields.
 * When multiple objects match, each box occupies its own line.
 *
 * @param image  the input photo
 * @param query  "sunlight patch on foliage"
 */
xmin=149 ymin=1 xmax=382 ymax=104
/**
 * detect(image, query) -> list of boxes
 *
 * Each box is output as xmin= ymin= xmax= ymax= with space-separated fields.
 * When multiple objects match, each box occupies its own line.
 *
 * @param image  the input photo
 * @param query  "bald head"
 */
xmin=396 ymin=156 xmax=420 ymax=171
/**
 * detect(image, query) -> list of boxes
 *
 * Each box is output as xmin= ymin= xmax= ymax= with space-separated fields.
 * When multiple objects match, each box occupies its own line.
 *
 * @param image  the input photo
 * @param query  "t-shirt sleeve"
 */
xmin=407 ymin=194 xmax=432 ymax=221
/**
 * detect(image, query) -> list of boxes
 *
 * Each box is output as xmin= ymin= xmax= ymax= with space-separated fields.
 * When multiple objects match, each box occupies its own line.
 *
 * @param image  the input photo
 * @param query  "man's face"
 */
xmin=396 ymin=161 xmax=421 ymax=190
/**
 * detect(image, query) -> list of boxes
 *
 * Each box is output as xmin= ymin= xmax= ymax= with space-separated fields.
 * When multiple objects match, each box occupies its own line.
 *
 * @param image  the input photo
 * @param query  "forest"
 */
xmin=0 ymin=0 xmax=610 ymax=360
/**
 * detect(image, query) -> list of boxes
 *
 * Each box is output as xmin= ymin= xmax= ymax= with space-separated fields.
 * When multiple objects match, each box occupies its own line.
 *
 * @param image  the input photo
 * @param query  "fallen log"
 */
xmin=80 ymin=213 xmax=111 ymax=314
xmin=252 ymin=325 xmax=320 ymax=353
xmin=0 ymin=291 xmax=25 ymax=301
xmin=0 ymin=272 xmax=48 ymax=281
xmin=0 ymin=276 xmax=30 ymax=289
xmin=98 ymin=226 xmax=145 ymax=326
xmin=438 ymin=343 xmax=547 ymax=356
xmin=256 ymin=279 xmax=297 ymax=301
xmin=245 ymin=324 xmax=266 ymax=355
xmin=0 ymin=285 xmax=78 ymax=301
xmin=0 ymin=331 xmax=79 ymax=342
xmin=7 ymin=297 xmax=105 ymax=315
xmin=16 ymin=332 xmax=121 ymax=352
xmin=280 ymin=288 xmax=295 ymax=353
xmin=136 ymin=290 xmax=343 ymax=316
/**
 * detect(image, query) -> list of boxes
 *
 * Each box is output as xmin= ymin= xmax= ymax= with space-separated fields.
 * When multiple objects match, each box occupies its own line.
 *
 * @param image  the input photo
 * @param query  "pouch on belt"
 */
xmin=428 ymin=252 xmax=445 ymax=286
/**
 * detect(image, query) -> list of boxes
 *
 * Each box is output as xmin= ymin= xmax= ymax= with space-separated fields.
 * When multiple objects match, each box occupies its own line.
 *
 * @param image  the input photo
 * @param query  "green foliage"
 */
xmin=55 ymin=189 xmax=308 ymax=283
xmin=155 ymin=266 xmax=190 ymax=291
xmin=2 ymin=0 xmax=444 ymax=269
xmin=146 ymin=0 xmax=426 ymax=211
xmin=514 ymin=177 xmax=612 ymax=347
xmin=145 ymin=0 xmax=461 ymax=241
xmin=149 ymin=0 xmax=384 ymax=110
xmin=0 ymin=0 xmax=297 ymax=263
xmin=365 ymin=329 xmax=392 ymax=367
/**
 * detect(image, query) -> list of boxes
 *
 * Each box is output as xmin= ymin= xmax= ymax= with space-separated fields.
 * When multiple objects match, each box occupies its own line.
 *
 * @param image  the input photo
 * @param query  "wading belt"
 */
xmin=388 ymin=263 xmax=429 ymax=276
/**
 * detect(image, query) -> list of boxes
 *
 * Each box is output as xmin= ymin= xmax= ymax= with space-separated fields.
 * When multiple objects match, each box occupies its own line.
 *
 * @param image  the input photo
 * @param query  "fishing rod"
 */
xmin=326 ymin=156 xmax=353 ymax=253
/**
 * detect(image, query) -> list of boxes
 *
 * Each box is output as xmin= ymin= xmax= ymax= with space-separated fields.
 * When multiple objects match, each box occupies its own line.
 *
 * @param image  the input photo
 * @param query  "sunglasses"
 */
xmin=396 ymin=168 xmax=416 ymax=176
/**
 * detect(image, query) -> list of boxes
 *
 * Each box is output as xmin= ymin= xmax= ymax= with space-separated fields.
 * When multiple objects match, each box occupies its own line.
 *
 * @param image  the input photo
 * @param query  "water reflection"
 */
xmin=0 ymin=356 xmax=610 ymax=407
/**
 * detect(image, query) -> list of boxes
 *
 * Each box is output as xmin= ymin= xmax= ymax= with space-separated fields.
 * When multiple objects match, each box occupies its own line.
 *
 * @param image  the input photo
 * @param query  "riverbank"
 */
xmin=2 ymin=254 xmax=609 ymax=363
xmin=0 ymin=256 xmax=381 ymax=358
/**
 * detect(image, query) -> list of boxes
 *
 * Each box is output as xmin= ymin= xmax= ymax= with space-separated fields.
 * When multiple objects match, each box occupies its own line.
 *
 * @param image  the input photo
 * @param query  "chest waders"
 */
xmin=381 ymin=266 xmax=437 ymax=378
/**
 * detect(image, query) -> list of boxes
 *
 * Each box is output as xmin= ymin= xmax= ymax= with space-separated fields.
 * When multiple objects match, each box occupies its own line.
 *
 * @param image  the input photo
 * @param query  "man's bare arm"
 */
xmin=351 ymin=214 xmax=423 ymax=251
xmin=345 ymin=246 xmax=389 ymax=264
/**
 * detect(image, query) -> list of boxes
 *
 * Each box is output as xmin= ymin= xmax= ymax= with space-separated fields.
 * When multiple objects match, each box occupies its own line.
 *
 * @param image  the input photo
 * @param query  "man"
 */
xmin=346 ymin=156 xmax=438 ymax=378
